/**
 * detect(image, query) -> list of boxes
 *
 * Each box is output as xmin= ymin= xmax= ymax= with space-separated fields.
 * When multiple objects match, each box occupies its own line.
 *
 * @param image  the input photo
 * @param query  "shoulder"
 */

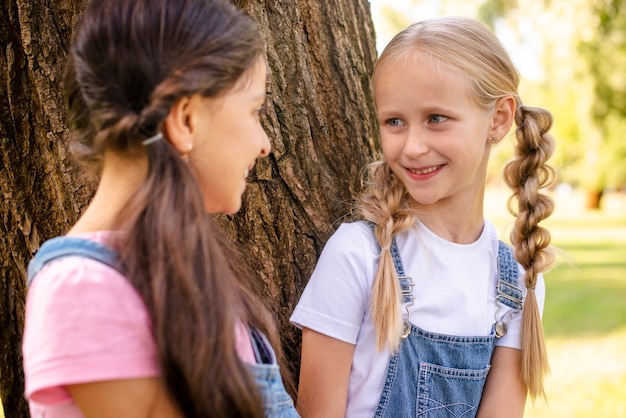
xmin=23 ymin=256 xmax=158 ymax=402
xmin=317 ymin=221 xmax=382 ymax=274
xmin=25 ymin=254 xmax=149 ymax=338
xmin=328 ymin=221 xmax=376 ymax=245
xmin=291 ymin=222 xmax=379 ymax=342
xmin=28 ymin=255 xmax=135 ymax=304
xmin=318 ymin=220 xmax=378 ymax=263
xmin=317 ymin=221 xmax=379 ymax=263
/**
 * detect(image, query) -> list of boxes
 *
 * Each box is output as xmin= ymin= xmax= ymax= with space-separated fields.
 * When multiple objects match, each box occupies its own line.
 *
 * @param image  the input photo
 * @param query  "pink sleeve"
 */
xmin=22 ymin=257 xmax=159 ymax=405
xmin=235 ymin=321 xmax=256 ymax=364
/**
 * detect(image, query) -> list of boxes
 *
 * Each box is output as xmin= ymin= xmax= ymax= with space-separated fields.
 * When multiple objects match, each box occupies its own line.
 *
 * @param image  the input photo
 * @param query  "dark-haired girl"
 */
xmin=22 ymin=0 xmax=298 ymax=417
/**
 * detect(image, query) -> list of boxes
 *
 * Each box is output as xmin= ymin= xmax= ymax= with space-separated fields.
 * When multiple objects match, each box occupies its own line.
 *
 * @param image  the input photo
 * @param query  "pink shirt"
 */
xmin=22 ymin=231 xmax=255 ymax=417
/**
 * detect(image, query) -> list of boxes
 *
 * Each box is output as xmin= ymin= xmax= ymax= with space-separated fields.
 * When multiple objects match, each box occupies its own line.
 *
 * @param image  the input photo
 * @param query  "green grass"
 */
xmin=486 ymin=187 xmax=626 ymax=417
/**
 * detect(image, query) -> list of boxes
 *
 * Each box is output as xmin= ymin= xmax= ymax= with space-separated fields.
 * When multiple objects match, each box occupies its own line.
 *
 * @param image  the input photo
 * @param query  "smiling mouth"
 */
xmin=408 ymin=165 xmax=442 ymax=175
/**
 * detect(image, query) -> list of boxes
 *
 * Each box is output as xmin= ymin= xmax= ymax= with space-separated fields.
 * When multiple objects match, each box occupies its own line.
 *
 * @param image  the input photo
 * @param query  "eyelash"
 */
xmin=383 ymin=115 xmax=448 ymax=126
xmin=385 ymin=118 xmax=404 ymax=126
xmin=429 ymin=115 xmax=447 ymax=124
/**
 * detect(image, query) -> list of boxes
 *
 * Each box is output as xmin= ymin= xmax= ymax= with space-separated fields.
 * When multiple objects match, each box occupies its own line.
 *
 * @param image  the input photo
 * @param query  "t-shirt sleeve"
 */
xmin=290 ymin=222 xmax=376 ymax=345
xmin=22 ymin=257 xmax=159 ymax=405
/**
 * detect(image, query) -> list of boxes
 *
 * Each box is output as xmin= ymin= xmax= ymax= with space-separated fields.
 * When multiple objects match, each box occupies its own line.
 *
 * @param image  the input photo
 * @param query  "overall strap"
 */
xmin=27 ymin=236 xmax=120 ymax=286
xmin=366 ymin=223 xmax=414 ymax=305
xmin=495 ymin=241 xmax=523 ymax=311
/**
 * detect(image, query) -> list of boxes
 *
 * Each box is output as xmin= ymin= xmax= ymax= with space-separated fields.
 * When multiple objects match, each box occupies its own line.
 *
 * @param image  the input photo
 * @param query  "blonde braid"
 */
xmin=503 ymin=104 xmax=556 ymax=398
xmin=357 ymin=161 xmax=416 ymax=351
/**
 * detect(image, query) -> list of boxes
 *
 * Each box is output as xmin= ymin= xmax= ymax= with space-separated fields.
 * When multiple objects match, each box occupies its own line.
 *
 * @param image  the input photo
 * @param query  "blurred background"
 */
xmin=369 ymin=0 xmax=626 ymax=416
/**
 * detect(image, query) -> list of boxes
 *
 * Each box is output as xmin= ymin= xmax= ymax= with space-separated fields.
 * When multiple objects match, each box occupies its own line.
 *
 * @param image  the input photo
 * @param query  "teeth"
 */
xmin=244 ymin=169 xmax=249 ymax=178
xmin=409 ymin=165 xmax=439 ymax=175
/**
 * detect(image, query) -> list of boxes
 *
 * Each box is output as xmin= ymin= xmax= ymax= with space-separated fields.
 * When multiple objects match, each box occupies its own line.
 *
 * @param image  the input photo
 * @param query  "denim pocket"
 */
xmin=415 ymin=361 xmax=490 ymax=418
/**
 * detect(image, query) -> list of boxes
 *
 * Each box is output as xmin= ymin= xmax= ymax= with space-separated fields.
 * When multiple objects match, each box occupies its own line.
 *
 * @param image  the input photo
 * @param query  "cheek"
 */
xmin=381 ymin=135 xmax=401 ymax=160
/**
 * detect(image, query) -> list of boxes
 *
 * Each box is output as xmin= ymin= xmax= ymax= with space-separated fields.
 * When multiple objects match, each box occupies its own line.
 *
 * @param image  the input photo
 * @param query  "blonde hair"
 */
xmin=358 ymin=16 xmax=555 ymax=399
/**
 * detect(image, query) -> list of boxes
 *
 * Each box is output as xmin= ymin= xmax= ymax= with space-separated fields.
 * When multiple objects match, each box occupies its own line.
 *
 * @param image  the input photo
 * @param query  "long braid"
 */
xmin=357 ymin=161 xmax=415 ymax=351
xmin=503 ymin=104 xmax=556 ymax=398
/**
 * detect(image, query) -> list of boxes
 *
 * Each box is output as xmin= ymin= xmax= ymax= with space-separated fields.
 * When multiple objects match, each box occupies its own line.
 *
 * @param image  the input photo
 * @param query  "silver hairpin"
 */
xmin=142 ymin=132 xmax=163 ymax=146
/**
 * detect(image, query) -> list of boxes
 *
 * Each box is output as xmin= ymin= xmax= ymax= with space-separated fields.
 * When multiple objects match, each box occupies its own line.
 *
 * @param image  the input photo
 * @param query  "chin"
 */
xmin=202 ymin=199 xmax=242 ymax=215
xmin=219 ymin=201 xmax=243 ymax=216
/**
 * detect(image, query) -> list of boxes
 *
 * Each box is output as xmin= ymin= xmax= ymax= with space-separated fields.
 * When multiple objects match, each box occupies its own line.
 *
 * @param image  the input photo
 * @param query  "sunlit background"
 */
xmin=369 ymin=1 xmax=626 ymax=417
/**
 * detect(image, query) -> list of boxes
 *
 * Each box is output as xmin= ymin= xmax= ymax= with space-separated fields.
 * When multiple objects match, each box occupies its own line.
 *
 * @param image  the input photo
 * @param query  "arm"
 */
xmin=477 ymin=346 xmax=527 ymax=418
xmin=67 ymin=377 xmax=183 ymax=418
xmin=297 ymin=327 xmax=355 ymax=418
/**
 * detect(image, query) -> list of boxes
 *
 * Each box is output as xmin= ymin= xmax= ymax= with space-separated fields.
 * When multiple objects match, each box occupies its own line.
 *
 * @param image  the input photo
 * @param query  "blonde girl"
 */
xmin=292 ymin=16 xmax=554 ymax=418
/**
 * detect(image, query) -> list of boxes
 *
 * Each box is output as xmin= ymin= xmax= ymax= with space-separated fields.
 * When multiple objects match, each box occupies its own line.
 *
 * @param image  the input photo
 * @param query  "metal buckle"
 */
xmin=398 ymin=275 xmax=414 ymax=338
xmin=494 ymin=280 xmax=523 ymax=338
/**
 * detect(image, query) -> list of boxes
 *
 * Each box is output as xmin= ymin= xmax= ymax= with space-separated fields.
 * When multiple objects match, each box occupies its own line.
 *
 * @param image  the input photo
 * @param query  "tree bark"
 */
xmin=229 ymin=0 xmax=379 ymax=374
xmin=0 ymin=0 xmax=378 ymax=416
xmin=1 ymin=1 xmax=92 ymax=416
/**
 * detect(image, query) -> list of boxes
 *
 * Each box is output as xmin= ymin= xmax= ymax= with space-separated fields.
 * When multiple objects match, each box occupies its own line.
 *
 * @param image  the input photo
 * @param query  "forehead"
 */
xmin=374 ymin=53 xmax=471 ymax=104
xmin=233 ymin=55 xmax=268 ymax=93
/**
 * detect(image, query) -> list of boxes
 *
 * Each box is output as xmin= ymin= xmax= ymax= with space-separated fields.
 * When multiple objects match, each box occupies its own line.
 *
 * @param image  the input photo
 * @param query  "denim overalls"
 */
xmin=27 ymin=237 xmax=299 ymax=418
xmin=370 ymin=229 xmax=523 ymax=418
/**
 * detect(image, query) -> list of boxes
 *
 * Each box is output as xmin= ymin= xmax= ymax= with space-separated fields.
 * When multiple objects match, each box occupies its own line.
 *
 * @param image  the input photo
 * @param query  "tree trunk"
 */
xmin=229 ymin=0 xmax=379 ymax=375
xmin=0 ymin=0 xmax=378 ymax=416
xmin=1 ymin=1 xmax=92 ymax=416
xmin=584 ymin=188 xmax=603 ymax=210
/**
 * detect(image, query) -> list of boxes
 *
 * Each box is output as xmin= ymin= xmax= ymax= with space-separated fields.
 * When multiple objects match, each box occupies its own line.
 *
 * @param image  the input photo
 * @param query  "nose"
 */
xmin=402 ymin=126 xmax=429 ymax=157
xmin=259 ymin=130 xmax=271 ymax=158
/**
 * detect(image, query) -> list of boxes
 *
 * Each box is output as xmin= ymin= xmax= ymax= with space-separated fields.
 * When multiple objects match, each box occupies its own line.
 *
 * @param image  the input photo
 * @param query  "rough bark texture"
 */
xmin=0 ymin=0 xmax=378 ymax=416
xmin=228 ymin=0 xmax=379 ymax=373
xmin=1 ymin=1 xmax=92 ymax=416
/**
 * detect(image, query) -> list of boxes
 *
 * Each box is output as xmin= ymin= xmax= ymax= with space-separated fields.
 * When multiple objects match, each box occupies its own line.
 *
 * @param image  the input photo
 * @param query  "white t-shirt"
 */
xmin=290 ymin=220 xmax=545 ymax=418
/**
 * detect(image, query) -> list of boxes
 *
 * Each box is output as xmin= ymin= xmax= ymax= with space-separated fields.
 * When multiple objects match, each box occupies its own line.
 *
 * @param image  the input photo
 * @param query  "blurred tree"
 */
xmin=477 ymin=0 xmax=518 ymax=28
xmin=578 ymin=0 xmax=626 ymax=206
xmin=381 ymin=0 xmax=620 ymax=208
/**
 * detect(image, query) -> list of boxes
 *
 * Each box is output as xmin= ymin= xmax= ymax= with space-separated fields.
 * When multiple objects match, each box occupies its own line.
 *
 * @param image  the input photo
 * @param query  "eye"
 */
xmin=255 ymin=105 xmax=267 ymax=119
xmin=428 ymin=115 xmax=447 ymax=124
xmin=385 ymin=117 xmax=405 ymax=127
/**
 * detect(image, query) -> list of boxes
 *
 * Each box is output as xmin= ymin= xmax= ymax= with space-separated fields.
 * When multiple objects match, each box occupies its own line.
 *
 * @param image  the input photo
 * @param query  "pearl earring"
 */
xmin=181 ymin=144 xmax=192 ymax=162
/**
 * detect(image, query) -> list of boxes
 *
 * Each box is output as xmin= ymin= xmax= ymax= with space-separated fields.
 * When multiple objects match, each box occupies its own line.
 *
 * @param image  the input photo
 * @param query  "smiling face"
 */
xmin=186 ymin=56 xmax=270 ymax=214
xmin=374 ymin=53 xmax=495 ymax=216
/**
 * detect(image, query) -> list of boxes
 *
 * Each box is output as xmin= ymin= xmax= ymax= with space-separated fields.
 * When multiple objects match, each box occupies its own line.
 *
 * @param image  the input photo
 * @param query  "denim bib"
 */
xmin=248 ymin=329 xmax=300 ymax=417
xmin=368 ymin=227 xmax=522 ymax=418
xmin=28 ymin=236 xmax=299 ymax=418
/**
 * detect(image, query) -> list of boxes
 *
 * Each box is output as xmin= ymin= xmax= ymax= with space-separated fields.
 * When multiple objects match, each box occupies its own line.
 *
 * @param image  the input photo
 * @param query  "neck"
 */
xmin=69 ymin=150 xmax=149 ymax=235
xmin=413 ymin=188 xmax=486 ymax=244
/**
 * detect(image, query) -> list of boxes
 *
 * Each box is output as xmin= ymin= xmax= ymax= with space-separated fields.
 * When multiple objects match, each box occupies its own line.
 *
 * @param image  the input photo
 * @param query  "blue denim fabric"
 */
xmin=27 ymin=236 xmax=119 ymax=285
xmin=368 ymin=225 xmax=521 ymax=418
xmin=247 ymin=363 xmax=299 ymax=417
xmin=374 ymin=324 xmax=495 ymax=418
xmin=249 ymin=329 xmax=299 ymax=417
xmin=27 ymin=237 xmax=300 ymax=417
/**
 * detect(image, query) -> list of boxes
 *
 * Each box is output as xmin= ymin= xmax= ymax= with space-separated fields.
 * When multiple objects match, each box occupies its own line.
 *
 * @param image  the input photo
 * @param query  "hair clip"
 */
xmin=142 ymin=132 xmax=163 ymax=146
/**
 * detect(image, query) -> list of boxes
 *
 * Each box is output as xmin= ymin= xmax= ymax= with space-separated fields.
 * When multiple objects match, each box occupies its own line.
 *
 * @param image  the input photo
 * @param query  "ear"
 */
xmin=163 ymin=96 xmax=195 ymax=154
xmin=488 ymin=95 xmax=516 ymax=143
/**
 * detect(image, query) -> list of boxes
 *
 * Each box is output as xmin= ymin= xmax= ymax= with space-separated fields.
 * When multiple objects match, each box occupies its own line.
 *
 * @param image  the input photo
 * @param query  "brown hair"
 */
xmin=358 ymin=16 xmax=555 ymax=399
xmin=65 ymin=0 xmax=290 ymax=415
